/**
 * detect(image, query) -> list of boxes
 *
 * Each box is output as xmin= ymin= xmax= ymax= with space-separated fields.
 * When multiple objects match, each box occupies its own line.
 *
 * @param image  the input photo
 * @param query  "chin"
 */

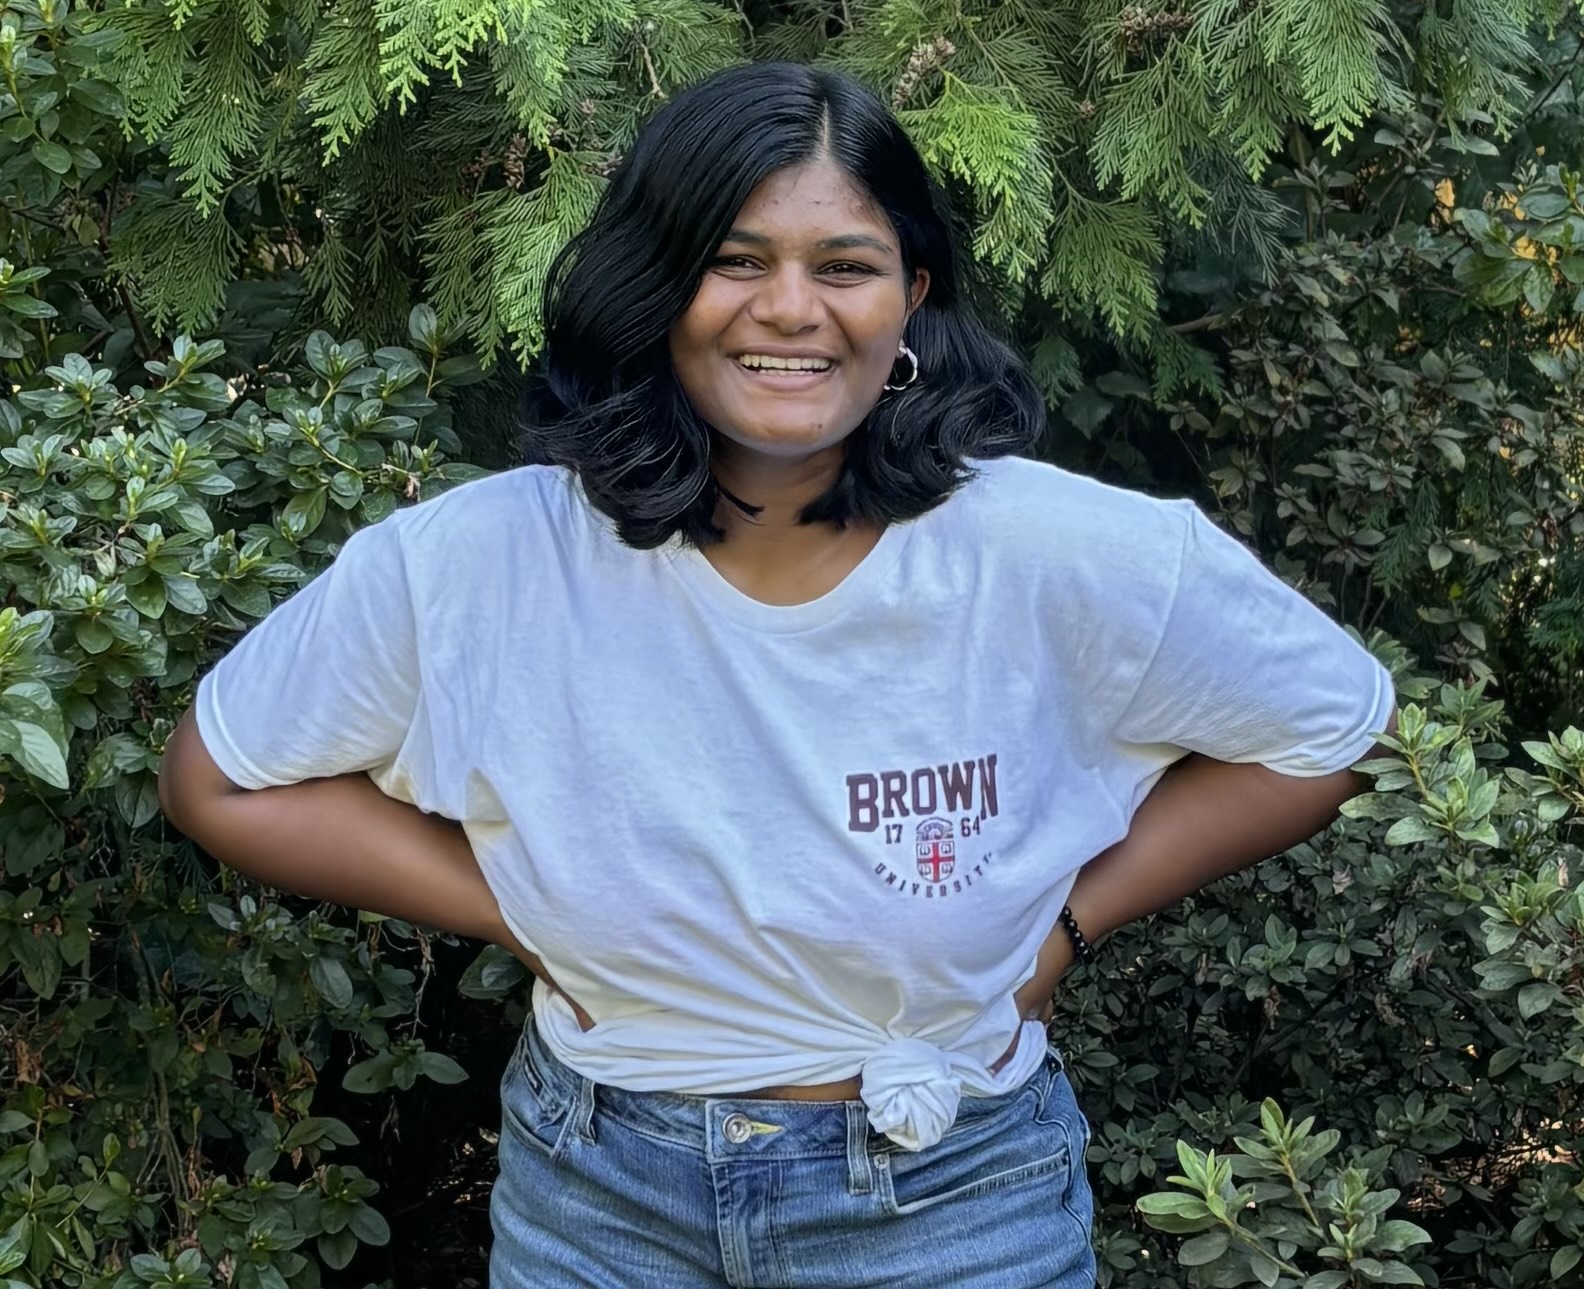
xmin=736 ymin=431 xmax=854 ymax=460
xmin=718 ymin=418 xmax=857 ymax=459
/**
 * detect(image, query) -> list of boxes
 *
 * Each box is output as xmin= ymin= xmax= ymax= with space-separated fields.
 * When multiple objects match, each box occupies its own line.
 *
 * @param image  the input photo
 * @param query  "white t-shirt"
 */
xmin=195 ymin=456 xmax=1394 ymax=1150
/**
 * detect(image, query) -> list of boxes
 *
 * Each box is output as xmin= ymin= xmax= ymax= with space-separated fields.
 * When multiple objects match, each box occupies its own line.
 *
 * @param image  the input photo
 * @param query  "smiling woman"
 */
xmin=160 ymin=58 xmax=1395 ymax=1289
xmin=670 ymin=163 xmax=929 ymax=465
xmin=524 ymin=61 xmax=1044 ymax=552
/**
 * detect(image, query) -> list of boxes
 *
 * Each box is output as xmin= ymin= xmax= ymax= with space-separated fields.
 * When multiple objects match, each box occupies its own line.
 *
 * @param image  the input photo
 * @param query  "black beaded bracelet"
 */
xmin=1058 ymin=904 xmax=1097 ymax=966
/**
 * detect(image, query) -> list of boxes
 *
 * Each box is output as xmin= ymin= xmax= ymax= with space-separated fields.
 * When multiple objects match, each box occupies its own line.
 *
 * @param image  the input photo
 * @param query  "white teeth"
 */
xmin=737 ymin=355 xmax=832 ymax=371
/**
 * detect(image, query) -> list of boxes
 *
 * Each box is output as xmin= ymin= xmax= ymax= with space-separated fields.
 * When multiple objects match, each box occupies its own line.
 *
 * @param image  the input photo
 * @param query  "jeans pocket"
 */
xmin=499 ymin=1028 xmax=571 ymax=1160
xmin=1061 ymin=1117 xmax=1095 ymax=1237
xmin=877 ymin=1087 xmax=1073 ymax=1216
xmin=1041 ymin=1069 xmax=1095 ymax=1236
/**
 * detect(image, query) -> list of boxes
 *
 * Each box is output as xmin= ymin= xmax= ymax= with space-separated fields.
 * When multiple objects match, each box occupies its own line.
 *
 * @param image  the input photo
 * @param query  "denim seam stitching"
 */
xmin=602 ymin=1114 xmax=711 ymax=1157
xmin=880 ymin=1142 xmax=1071 ymax=1216
xmin=499 ymin=1097 xmax=567 ymax=1160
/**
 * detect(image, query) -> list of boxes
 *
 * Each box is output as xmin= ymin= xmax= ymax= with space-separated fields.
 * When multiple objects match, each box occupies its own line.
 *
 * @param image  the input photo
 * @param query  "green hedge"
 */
xmin=2 ymin=2 xmax=1583 ymax=1287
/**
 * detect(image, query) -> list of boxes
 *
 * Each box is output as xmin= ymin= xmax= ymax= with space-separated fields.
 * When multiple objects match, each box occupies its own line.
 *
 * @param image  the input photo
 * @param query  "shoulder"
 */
xmin=948 ymin=455 xmax=1196 ymax=575
xmin=944 ymin=457 xmax=1211 ymax=706
xmin=390 ymin=463 xmax=581 ymax=534
xmin=377 ymin=463 xmax=594 ymax=562
xmin=331 ymin=465 xmax=609 ymax=608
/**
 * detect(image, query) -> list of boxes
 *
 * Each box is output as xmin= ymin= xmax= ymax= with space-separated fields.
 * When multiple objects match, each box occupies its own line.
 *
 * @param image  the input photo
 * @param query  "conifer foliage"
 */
xmin=90 ymin=0 xmax=1570 ymax=363
xmin=2 ymin=2 xmax=1584 ymax=1287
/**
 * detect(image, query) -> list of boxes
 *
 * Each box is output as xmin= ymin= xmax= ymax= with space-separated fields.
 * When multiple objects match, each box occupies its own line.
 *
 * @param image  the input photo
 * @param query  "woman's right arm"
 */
xmin=158 ymin=707 xmax=509 ymax=946
xmin=158 ymin=515 xmax=494 ymax=932
xmin=164 ymin=509 xmax=592 ymax=1023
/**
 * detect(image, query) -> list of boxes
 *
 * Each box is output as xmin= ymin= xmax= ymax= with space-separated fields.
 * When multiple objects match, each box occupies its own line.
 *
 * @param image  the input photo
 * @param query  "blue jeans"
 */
xmin=489 ymin=1018 xmax=1097 ymax=1287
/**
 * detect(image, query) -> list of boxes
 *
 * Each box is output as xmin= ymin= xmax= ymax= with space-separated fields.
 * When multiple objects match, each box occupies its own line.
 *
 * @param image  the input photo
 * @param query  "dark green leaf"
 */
xmin=1522 ymin=267 xmax=1554 ymax=314
xmin=124 ymin=575 xmax=167 ymax=619
xmin=1178 ymin=1230 xmax=1229 ymax=1265
xmin=0 ymin=718 xmax=70 ymax=789
xmin=305 ymin=331 xmax=335 ymax=378
xmin=219 ymin=580 xmax=272 ymax=618
xmin=309 ymin=957 xmax=354 ymax=1010
xmin=30 ymin=140 xmax=72 ymax=173
xmin=73 ymin=618 xmax=114 ymax=654
xmin=1061 ymin=387 xmax=1115 ymax=437
xmin=1521 ymin=191 xmax=1571 ymax=220
xmin=415 ymin=1051 xmax=469 ymax=1085
xmin=318 ymin=1230 xmax=357 ymax=1270
xmin=2 ymin=294 xmax=57 ymax=319
xmin=163 ymin=575 xmax=207 ymax=616
xmin=281 ymin=487 xmax=327 ymax=538
xmin=343 ymin=1054 xmax=397 ymax=1094
xmin=408 ymin=304 xmax=439 ymax=350
xmin=0 ymin=1230 xmax=24 ymax=1276
xmin=348 ymin=1204 xmax=390 ymax=1246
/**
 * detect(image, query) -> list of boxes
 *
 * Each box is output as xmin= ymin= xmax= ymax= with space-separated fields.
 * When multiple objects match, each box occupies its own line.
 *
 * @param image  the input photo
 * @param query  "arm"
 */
xmin=1008 ymin=501 xmax=1399 ymax=1020
xmin=158 ymin=515 xmax=595 ymax=1022
xmin=1070 ymin=744 xmax=1389 ymax=943
xmin=159 ymin=707 xmax=509 ymax=944
xmin=1014 ymin=728 xmax=1394 ymax=1018
xmin=159 ymin=709 xmax=593 ymax=1025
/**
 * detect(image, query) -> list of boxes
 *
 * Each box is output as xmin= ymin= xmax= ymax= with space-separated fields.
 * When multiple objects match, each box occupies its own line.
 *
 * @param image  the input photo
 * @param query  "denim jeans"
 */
xmin=489 ymin=1017 xmax=1097 ymax=1287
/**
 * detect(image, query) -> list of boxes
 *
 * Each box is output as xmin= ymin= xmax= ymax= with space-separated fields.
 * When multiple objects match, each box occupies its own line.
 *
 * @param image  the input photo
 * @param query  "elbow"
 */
xmin=1356 ymin=706 xmax=1400 ymax=766
xmin=156 ymin=752 xmax=188 ymax=830
xmin=157 ymin=725 xmax=199 ymax=833
xmin=158 ymin=706 xmax=241 ymax=835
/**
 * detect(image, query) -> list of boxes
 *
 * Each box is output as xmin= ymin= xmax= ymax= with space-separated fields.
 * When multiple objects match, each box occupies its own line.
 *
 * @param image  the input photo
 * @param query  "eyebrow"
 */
xmin=722 ymin=228 xmax=895 ymax=255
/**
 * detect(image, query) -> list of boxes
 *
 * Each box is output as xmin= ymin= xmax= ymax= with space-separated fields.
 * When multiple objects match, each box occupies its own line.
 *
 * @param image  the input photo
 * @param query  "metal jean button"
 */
xmin=722 ymin=1112 xmax=753 ymax=1145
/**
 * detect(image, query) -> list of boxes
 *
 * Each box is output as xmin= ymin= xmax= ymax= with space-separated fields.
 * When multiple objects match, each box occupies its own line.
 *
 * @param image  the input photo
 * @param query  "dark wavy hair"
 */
xmin=521 ymin=61 xmax=1045 ymax=549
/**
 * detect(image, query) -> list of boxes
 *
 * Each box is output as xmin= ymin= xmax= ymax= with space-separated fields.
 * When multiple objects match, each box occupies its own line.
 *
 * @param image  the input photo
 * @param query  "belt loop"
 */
xmin=1045 ymin=1039 xmax=1065 ymax=1074
xmin=519 ymin=1021 xmax=543 ymax=1095
xmin=845 ymin=1103 xmax=874 ymax=1195
xmin=572 ymin=1074 xmax=598 ymax=1145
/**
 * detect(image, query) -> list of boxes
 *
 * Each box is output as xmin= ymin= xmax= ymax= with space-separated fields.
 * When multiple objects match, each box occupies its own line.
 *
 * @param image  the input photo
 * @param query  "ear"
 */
xmin=906 ymin=268 xmax=931 ymax=317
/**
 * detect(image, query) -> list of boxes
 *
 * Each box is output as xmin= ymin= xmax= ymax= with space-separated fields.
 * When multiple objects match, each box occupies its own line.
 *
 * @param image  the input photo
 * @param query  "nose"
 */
xmin=746 ymin=263 xmax=821 ymax=334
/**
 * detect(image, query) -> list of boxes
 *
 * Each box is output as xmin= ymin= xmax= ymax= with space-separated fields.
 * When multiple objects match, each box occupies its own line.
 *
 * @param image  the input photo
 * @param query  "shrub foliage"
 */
xmin=0 ymin=2 xmax=1582 ymax=1287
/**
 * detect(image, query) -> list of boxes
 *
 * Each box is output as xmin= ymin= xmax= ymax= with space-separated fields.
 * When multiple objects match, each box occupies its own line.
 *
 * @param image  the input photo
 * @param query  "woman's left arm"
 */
xmin=1075 ymin=726 xmax=1396 ymax=941
xmin=1009 ymin=502 xmax=1400 ymax=1019
xmin=1016 ymin=725 xmax=1395 ymax=1017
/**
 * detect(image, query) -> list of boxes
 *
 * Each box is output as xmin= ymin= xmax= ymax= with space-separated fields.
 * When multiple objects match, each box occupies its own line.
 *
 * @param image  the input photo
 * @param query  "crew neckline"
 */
xmin=661 ymin=515 xmax=917 ymax=634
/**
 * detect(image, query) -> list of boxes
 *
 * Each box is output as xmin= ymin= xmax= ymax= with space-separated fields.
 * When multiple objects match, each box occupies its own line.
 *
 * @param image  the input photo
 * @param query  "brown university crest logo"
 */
xmin=914 ymin=818 xmax=955 ymax=881
xmin=845 ymin=755 xmax=999 ymax=899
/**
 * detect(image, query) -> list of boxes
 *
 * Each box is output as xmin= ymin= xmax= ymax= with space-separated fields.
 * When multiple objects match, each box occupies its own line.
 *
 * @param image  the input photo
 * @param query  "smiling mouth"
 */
xmin=735 ymin=354 xmax=835 ymax=374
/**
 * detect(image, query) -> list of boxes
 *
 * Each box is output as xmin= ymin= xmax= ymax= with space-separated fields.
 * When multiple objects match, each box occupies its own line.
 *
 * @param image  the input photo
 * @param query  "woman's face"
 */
xmin=669 ymin=157 xmax=929 ymax=461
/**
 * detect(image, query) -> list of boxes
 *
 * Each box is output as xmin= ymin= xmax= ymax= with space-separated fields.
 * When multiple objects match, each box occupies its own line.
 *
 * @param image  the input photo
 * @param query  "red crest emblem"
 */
xmin=914 ymin=817 xmax=955 ymax=881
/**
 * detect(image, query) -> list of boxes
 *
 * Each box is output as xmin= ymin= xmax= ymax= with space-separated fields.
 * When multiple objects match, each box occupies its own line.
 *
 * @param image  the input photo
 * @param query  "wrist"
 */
xmin=1063 ymin=884 xmax=1105 ymax=945
xmin=1056 ymin=903 xmax=1098 ymax=967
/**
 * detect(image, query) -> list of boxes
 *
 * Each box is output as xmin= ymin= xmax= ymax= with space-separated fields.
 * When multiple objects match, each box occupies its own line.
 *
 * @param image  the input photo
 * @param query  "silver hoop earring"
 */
xmin=883 ymin=342 xmax=920 ymax=391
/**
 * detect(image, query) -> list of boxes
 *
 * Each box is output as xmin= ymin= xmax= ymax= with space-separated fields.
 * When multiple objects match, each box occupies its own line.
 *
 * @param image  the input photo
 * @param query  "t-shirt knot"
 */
xmin=860 ymin=1037 xmax=962 ymax=1152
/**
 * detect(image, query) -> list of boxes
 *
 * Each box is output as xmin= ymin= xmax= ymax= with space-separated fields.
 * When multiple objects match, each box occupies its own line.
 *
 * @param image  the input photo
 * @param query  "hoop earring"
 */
xmin=883 ymin=342 xmax=920 ymax=391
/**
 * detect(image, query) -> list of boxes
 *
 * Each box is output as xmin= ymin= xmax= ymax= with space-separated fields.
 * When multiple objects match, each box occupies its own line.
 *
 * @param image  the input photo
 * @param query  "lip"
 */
xmin=731 ymin=362 xmax=837 ymax=392
xmin=730 ymin=347 xmax=839 ymax=362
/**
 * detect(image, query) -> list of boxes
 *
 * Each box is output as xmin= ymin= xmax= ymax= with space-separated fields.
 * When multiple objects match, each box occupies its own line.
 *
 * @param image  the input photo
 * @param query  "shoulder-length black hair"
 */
xmin=522 ymin=61 xmax=1045 ymax=549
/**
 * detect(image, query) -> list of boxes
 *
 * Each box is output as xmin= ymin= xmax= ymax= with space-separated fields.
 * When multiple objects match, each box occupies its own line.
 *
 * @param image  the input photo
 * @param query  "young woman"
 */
xmin=159 ymin=62 xmax=1395 ymax=1289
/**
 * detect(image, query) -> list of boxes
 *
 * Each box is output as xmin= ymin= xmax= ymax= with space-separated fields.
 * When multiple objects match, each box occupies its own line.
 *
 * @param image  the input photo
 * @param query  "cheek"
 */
xmin=844 ymin=312 xmax=905 ymax=382
xmin=669 ymin=289 xmax=735 ymax=378
xmin=668 ymin=322 xmax=717 ymax=407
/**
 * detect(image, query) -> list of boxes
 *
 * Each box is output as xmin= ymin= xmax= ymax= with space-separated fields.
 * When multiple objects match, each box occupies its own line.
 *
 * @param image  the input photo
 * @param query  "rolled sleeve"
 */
xmin=1115 ymin=506 xmax=1395 ymax=776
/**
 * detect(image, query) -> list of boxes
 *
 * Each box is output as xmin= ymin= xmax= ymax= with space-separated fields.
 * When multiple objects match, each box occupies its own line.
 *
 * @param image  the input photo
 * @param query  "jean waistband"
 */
xmin=514 ymin=1015 xmax=1062 ymax=1168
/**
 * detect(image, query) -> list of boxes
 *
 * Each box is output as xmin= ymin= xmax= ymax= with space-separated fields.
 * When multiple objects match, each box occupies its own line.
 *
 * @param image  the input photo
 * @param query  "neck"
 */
xmin=710 ymin=440 xmax=846 ymax=537
xmin=700 ymin=439 xmax=882 ymax=606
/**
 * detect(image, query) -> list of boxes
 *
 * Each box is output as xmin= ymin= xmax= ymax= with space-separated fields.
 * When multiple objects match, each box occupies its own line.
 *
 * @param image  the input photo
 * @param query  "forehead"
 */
xmin=730 ymin=159 xmax=895 ymax=247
